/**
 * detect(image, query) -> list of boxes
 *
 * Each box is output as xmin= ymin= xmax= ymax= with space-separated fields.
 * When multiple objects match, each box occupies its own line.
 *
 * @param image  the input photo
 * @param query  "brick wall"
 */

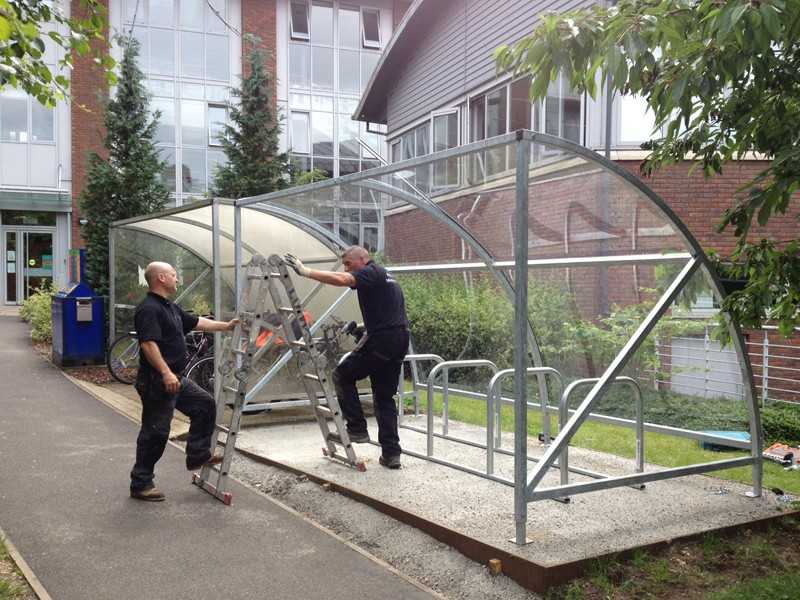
xmin=241 ymin=0 xmax=277 ymax=89
xmin=69 ymin=0 xmax=110 ymax=248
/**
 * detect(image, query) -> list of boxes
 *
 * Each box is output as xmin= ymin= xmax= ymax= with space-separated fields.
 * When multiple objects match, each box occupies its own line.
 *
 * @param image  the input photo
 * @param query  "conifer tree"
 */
xmin=80 ymin=35 xmax=169 ymax=296
xmin=212 ymin=40 xmax=290 ymax=198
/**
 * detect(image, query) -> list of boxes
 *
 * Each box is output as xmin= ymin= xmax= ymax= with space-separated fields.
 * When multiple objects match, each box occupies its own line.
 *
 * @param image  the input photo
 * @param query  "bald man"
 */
xmin=129 ymin=262 xmax=238 ymax=502
xmin=285 ymin=246 xmax=408 ymax=469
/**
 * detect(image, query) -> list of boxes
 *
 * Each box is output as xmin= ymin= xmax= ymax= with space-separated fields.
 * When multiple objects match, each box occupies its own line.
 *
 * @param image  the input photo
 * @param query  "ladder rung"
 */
xmin=269 ymin=272 xmax=281 ymax=278
xmin=224 ymin=385 xmax=241 ymax=394
xmin=304 ymin=373 xmax=320 ymax=381
xmin=291 ymin=340 xmax=306 ymax=348
xmin=279 ymin=306 xmax=296 ymax=313
xmin=327 ymin=433 xmax=350 ymax=447
xmin=216 ymin=424 xmax=230 ymax=434
xmin=315 ymin=405 xmax=333 ymax=418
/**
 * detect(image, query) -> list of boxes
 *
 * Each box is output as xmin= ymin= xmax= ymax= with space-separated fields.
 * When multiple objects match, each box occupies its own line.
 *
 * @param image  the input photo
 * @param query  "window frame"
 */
xmin=360 ymin=7 xmax=381 ymax=49
xmin=431 ymin=108 xmax=460 ymax=190
xmin=289 ymin=110 xmax=311 ymax=155
xmin=290 ymin=0 xmax=311 ymax=41
xmin=207 ymin=103 xmax=228 ymax=147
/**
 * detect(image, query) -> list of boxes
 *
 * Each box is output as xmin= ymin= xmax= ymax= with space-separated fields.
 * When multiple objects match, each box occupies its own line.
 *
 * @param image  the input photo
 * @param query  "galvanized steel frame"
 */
xmin=111 ymin=131 xmax=761 ymax=544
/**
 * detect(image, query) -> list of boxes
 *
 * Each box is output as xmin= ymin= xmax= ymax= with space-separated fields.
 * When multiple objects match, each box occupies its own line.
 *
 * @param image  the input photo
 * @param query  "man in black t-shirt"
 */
xmin=129 ymin=261 xmax=238 ymax=502
xmin=285 ymin=246 xmax=408 ymax=469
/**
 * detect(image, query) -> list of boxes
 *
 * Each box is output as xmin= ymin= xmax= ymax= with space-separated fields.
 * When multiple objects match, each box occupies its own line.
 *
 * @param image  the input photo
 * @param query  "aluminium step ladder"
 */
xmin=265 ymin=254 xmax=366 ymax=471
xmin=192 ymin=253 xmax=365 ymax=504
xmin=192 ymin=254 xmax=281 ymax=504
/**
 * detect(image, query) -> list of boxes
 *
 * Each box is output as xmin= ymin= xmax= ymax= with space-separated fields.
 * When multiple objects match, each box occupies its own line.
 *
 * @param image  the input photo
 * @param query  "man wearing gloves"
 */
xmin=285 ymin=246 xmax=408 ymax=469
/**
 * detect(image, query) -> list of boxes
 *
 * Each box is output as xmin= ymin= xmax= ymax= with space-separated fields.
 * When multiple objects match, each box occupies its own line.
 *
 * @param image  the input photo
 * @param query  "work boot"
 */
xmin=328 ymin=431 xmax=370 ymax=445
xmin=130 ymin=486 xmax=166 ymax=502
xmin=379 ymin=455 xmax=401 ymax=470
xmin=187 ymin=452 xmax=224 ymax=471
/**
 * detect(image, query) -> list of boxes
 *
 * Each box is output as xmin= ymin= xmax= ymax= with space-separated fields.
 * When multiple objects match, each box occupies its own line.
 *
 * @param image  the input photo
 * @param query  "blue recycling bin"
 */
xmin=52 ymin=282 xmax=105 ymax=366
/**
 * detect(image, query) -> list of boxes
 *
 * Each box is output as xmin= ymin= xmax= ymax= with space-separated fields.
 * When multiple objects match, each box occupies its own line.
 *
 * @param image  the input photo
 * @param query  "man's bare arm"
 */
xmin=140 ymin=340 xmax=180 ymax=393
xmin=195 ymin=317 xmax=239 ymax=332
xmin=306 ymin=270 xmax=356 ymax=287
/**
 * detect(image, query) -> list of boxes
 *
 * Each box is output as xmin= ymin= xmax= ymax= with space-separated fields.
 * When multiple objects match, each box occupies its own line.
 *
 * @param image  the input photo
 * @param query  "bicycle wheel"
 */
xmin=185 ymin=356 xmax=215 ymax=395
xmin=107 ymin=333 xmax=140 ymax=384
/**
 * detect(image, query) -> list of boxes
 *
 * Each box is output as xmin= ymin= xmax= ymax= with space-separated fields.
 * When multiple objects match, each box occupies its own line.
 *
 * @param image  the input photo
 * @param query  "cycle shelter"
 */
xmin=111 ymin=131 xmax=763 ymax=545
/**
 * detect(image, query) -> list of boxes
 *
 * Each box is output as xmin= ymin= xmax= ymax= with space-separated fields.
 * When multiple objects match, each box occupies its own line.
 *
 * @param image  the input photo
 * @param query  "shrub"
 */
xmin=761 ymin=402 xmax=800 ymax=446
xmin=21 ymin=283 xmax=56 ymax=342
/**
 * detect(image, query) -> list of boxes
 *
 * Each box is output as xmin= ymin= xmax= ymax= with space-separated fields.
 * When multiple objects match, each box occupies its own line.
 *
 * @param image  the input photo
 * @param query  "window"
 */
xmin=312 ymin=111 xmax=333 ymax=156
xmin=152 ymin=98 xmax=176 ymax=144
xmin=290 ymin=112 xmax=310 ymax=154
xmin=433 ymin=111 xmax=459 ymax=187
xmin=287 ymin=2 xmax=386 ymax=181
xmin=0 ymin=91 xmax=54 ymax=144
xmin=618 ymin=94 xmax=658 ymax=145
xmin=181 ymin=0 xmax=204 ymax=29
xmin=361 ymin=8 xmax=381 ymax=49
xmin=208 ymin=105 xmax=227 ymax=146
xmin=312 ymin=46 xmax=334 ymax=89
xmin=181 ymin=100 xmax=206 ymax=145
xmin=290 ymin=1 xmax=310 ymax=40
xmin=150 ymin=0 xmax=175 ymax=27
xmin=150 ymin=28 xmax=175 ymax=76
xmin=125 ymin=0 xmax=232 ymax=204
xmin=289 ymin=44 xmax=311 ymax=88
xmin=205 ymin=35 xmax=229 ymax=80
xmin=339 ymin=50 xmax=360 ymax=93
xmin=339 ymin=8 xmax=359 ymax=49
xmin=540 ymin=74 xmax=581 ymax=144
xmin=311 ymin=2 xmax=333 ymax=45
xmin=181 ymin=148 xmax=206 ymax=193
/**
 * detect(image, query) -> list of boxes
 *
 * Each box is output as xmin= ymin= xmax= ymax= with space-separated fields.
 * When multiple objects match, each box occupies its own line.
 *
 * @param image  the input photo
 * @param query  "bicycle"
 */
xmin=106 ymin=329 xmax=215 ymax=393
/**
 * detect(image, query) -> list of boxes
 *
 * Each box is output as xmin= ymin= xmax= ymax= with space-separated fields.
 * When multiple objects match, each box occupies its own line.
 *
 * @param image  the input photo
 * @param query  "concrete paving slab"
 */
xmin=237 ymin=414 xmax=782 ymax=569
xmin=0 ymin=317 xmax=436 ymax=600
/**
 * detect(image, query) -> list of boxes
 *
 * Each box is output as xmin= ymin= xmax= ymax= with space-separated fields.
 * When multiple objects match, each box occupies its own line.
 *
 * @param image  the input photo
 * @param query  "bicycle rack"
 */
xmin=558 ymin=376 xmax=645 ymax=492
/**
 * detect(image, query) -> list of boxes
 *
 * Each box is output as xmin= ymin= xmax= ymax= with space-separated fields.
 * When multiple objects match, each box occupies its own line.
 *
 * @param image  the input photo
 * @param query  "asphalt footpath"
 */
xmin=0 ymin=316 xmax=435 ymax=600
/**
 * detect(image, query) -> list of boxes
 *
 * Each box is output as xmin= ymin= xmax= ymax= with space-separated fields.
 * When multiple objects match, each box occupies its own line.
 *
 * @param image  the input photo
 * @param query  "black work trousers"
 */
xmin=332 ymin=328 xmax=409 ymax=458
xmin=130 ymin=371 xmax=216 ymax=492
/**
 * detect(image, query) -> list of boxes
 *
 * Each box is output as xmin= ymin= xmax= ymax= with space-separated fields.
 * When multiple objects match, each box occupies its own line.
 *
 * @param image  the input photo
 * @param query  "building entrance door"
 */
xmin=3 ymin=229 xmax=54 ymax=304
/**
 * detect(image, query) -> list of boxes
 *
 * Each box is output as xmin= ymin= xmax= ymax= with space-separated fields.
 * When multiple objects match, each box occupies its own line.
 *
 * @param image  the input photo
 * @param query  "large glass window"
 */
xmin=124 ymin=0 xmax=232 ymax=203
xmin=1 ymin=92 xmax=29 ymax=142
xmin=290 ymin=111 xmax=310 ymax=154
xmin=0 ymin=91 xmax=55 ymax=144
xmin=286 ymin=2 xmax=386 ymax=250
xmin=433 ymin=111 xmax=459 ymax=187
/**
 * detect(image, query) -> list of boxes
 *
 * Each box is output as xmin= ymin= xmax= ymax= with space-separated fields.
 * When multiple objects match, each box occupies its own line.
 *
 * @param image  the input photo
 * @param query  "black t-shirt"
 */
xmin=351 ymin=261 xmax=408 ymax=334
xmin=135 ymin=292 xmax=199 ymax=375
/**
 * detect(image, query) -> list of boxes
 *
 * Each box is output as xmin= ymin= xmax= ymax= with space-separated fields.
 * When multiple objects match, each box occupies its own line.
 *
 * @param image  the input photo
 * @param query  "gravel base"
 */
xmin=229 ymin=452 xmax=540 ymax=600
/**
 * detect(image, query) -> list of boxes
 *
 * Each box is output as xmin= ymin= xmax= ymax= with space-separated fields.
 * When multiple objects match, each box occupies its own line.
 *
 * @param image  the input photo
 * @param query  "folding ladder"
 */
xmin=192 ymin=254 xmax=365 ymax=504
xmin=264 ymin=254 xmax=366 ymax=472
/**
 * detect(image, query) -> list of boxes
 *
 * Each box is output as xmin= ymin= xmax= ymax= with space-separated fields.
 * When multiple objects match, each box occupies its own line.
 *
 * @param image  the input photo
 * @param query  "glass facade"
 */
xmin=123 ymin=0 xmax=232 ymax=205
xmin=285 ymin=1 xmax=386 ymax=251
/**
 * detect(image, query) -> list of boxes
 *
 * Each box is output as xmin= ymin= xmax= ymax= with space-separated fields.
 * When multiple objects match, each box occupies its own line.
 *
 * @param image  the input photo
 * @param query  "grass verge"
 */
xmin=404 ymin=387 xmax=800 ymax=494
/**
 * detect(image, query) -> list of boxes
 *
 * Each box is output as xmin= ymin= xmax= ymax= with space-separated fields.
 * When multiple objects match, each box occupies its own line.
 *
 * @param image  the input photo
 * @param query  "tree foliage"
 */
xmin=0 ymin=0 xmax=114 ymax=105
xmin=80 ymin=36 xmax=169 ymax=296
xmin=495 ymin=0 xmax=800 ymax=339
xmin=212 ymin=40 xmax=290 ymax=198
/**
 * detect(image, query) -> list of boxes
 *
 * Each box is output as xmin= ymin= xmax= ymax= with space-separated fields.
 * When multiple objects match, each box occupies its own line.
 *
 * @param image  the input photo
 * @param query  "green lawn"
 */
xmin=708 ymin=572 xmax=800 ymax=600
xmin=402 ymin=386 xmax=800 ymax=494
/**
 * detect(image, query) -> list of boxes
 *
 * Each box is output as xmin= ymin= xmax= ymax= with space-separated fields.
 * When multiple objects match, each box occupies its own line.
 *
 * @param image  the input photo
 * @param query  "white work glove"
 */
xmin=284 ymin=254 xmax=311 ymax=277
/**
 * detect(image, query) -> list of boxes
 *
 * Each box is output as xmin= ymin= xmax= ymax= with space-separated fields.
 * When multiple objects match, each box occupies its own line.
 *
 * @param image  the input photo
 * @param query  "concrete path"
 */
xmin=0 ymin=316 xmax=434 ymax=600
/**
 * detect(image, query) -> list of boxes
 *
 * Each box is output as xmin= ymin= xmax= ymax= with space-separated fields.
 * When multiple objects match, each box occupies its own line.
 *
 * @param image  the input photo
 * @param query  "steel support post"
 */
xmin=108 ymin=230 xmax=116 ymax=342
xmin=211 ymin=200 xmax=223 ymax=431
xmin=513 ymin=134 xmax=531 ymax=545
xmin=234 ymin=203 xmax=242 ymax=309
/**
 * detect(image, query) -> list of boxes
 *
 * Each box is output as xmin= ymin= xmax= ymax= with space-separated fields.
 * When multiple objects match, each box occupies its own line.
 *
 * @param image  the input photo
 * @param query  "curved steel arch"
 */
xmin=521 ymin=131 xmax=761 ymax=493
